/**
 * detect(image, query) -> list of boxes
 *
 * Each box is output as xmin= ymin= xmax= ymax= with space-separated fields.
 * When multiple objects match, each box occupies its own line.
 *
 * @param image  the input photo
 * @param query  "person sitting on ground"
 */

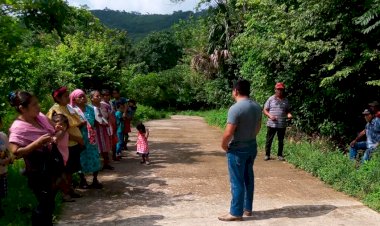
xmin=368 ymin=101 xmax=380 ymax=118
xmin=349 ymin=109 xmax=380 ymax=163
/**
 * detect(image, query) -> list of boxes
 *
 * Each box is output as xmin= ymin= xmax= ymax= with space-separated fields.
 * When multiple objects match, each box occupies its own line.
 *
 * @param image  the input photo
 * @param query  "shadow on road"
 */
xmin=60 ymin=140 xmax=220 ymax=223
xmin=91 ymin=215 xmax=165 ymax=226
xmin=250 ymin=205 xmax=337 ymax=220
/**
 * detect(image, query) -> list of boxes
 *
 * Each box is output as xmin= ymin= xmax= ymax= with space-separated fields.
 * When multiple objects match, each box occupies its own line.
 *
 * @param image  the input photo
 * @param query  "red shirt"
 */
xmin=376 ymin=111 xmax=380 ymax=118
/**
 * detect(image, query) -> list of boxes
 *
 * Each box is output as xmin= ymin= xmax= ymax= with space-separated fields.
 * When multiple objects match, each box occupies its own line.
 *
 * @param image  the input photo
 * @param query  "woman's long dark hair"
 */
xmin=8 ymin=91 xmax=34 ymax=113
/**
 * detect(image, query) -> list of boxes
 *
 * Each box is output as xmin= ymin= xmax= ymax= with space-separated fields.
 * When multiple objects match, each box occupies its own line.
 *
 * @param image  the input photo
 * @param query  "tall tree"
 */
xmin=133 ymin=31 xmax=183 ymax=72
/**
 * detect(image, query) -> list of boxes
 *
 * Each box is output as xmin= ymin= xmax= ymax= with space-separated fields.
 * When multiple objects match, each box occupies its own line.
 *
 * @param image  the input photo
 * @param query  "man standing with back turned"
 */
xmin=219 ymin=79 xmax=262 ymax=221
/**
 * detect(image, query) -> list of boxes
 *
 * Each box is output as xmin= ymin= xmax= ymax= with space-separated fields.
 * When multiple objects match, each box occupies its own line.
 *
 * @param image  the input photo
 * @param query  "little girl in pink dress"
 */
xmin=136 ymin=123 xmax=150 ymax=165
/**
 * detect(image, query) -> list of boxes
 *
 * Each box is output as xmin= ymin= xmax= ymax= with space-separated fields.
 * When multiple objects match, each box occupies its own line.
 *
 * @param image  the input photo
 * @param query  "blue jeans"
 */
xmin=227 ymin=144 xmax=257 ymax=217
xmin=116 ymin=131 xmax=124 ymax=155
xmin=349 ymin=141 xmax=375 ymax=163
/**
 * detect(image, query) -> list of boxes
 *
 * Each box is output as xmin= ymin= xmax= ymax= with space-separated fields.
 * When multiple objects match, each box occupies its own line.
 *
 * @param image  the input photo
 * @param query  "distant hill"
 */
xmin=91 ymin=9 xmax=205 ymax=41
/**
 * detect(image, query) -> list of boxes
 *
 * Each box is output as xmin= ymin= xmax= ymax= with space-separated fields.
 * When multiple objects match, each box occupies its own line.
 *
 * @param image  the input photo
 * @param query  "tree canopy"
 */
xmin=1 ymin=0 xmax=380 ymax=144
xmin=91 ymin=9 xmax=205 ymax=41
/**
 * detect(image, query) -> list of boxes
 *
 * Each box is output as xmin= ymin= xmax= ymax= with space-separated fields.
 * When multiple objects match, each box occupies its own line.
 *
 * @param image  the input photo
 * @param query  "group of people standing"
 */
xmin=2 ymin=87 xmax=142 ymax=225
xmin=1 ymin=79 xmax=377 ymax=224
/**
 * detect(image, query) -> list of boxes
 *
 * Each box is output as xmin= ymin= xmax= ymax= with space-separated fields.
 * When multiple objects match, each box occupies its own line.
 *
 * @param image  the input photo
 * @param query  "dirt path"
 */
xmin=57 ymin=115 xmax=380 ymax=226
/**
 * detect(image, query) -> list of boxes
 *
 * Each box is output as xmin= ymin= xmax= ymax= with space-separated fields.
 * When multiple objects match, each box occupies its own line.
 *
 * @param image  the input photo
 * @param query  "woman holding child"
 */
xmin=47 ymin=87 xmax=84 ymax=200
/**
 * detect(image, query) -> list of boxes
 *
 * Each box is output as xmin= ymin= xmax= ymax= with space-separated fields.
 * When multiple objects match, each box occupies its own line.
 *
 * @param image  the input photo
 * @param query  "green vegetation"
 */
xmin=172 ymin=0 xmax=380 ymax=145
xmin=125 ymin=65 xmax=208 ymax=109
xmin=0 ymin=160 xmax=63 ymax=225
xmin=91 ymin=9 xmax=205 ymax=41
xmin=133 ymin=105 xmax=171 ymax=124
xmin=286 ymin=139 xmax=380 ymax=211
xmin=132 ymin=31 xmax=183 ymax=72
xmin=1 ymin=0 xmax=380 ymax=221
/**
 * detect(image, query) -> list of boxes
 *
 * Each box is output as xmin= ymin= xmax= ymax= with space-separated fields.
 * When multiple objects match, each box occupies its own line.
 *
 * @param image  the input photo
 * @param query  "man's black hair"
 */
xmin=233 ymin=79 xmax=250 ymax=97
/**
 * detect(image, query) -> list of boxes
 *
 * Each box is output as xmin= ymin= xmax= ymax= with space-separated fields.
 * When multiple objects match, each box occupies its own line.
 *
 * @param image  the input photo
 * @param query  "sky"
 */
xmin=66 ymin=0 xmax=201 ymax=14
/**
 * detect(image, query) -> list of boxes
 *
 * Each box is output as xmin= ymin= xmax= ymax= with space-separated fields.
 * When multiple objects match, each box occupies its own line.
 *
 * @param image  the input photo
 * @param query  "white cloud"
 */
xmin=66 ymin=0 xmax=200 ymax=14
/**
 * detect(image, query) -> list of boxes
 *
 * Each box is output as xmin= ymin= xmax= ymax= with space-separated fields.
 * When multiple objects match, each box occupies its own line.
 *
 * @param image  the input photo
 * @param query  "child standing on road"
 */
xmin=136 ymin=122 xmax=150 ymax=165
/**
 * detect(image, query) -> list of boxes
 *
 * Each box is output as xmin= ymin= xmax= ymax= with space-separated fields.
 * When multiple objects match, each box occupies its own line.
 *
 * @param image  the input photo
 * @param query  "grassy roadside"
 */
xmin=179 ymin=109 xmax=380 ymax=212
xmin=0 ymin=159 xmax=63 ymax=226
xmin=132 ymin=105 xmax=171 ymax=125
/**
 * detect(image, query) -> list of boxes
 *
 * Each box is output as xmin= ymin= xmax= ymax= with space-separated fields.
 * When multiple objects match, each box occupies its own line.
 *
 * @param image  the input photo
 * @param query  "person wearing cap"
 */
xmin=349 ymin=109 xmax=380 ymax=163
xmin=263 ymin=82 xmax=292 ymax=161
xmin=368 ymin=101 xmax=380 ymax=118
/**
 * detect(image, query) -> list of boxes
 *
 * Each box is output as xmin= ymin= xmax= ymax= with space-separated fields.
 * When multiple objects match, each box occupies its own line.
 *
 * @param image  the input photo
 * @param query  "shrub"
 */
xmin=132 ymin=105 xmax=170 ymax=125
xmin=0 ymin=160 xmax=63 ymax=225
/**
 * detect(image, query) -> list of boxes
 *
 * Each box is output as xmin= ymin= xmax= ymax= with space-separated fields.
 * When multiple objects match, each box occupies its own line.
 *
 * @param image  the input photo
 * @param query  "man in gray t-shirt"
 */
xmin=263 ymin=82 xmax=292 ymax=161
xmin=218 ymin=79 xmax=262 ymax=222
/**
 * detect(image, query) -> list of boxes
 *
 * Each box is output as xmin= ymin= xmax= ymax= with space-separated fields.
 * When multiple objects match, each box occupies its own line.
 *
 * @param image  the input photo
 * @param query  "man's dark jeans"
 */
xmin=227 ymin=144 xmax=257 ymax=216
xmin=265 ymin=126 xmax=286 ymax=157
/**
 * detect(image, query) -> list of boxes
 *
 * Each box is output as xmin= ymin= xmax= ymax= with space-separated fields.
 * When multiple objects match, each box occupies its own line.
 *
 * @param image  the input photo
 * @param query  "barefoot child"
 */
xmin=136 ymin=122 xmax=150 ymax=165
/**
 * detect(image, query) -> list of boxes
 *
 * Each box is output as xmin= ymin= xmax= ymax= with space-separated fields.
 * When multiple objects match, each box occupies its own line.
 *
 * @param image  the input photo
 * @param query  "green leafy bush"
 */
xmin=126 ymin=65 xmax=208 ymax=109
xmin=0 ymin=160 xmax=63 ymax=226
xmin=132 ymin=105 xmax=170 ymax=125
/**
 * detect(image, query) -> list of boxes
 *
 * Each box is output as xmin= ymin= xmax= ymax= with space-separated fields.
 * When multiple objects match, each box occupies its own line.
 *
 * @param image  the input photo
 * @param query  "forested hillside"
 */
xmin=1 ymin=0 xmax=380 ymax=143
xmin=91 ymin=9 xmax=205 ymax=40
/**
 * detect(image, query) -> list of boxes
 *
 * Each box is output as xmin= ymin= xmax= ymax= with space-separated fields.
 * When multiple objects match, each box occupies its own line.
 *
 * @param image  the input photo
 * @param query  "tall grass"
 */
xmin=181 ymin=109 xmax=380 ymax=212
xmin=0 ymin=159 xmax=63 ymax=226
